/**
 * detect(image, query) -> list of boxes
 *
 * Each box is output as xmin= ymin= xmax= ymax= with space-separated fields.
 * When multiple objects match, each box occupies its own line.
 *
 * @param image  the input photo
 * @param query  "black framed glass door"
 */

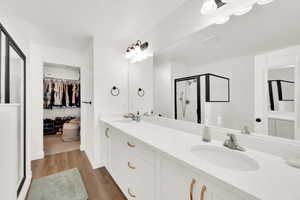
xmin=174 ymin=73 xmax=230 ymax=124
xmin=0 ymin=23 xmax=26 ymax=197
xmin=174 ymin=76 xmax=201 ymax=123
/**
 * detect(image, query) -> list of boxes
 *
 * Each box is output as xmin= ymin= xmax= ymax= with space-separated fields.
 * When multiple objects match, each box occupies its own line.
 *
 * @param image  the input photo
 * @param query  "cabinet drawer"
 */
xmin=109 ymin=126 xmax=155 ymax=165
xmin=125 ymin=136 xmax=155 ymax=165
xmin=122 ymin=156 xmax=155 ymax=200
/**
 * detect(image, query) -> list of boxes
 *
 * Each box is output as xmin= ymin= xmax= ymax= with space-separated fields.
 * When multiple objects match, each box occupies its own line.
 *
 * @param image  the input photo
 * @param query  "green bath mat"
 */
xmin=27 ymin=168 xmax=88 ymax=200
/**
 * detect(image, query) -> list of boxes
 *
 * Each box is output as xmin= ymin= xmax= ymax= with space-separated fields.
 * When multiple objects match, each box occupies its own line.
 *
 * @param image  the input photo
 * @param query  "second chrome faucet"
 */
xmin=223 ymin=134 xmax=245 ymax=151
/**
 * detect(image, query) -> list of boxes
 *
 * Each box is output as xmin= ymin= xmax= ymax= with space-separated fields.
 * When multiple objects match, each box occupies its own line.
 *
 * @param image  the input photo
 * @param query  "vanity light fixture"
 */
xmin=125 ymin=40 xmax=152 ymax=63
xmin=201 ymin=0 xmax=226 ymax=15
xmin=257 ymin=0 xmax=274 ymax=5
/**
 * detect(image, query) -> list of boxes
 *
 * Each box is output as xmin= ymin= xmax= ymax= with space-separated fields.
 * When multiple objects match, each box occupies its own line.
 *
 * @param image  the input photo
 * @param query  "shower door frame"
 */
xmin=174 ymin=76 xmax=201 ymax=123
xmin=0 ymin=23 xmax=27 ymax=197
xmin=174 ymin=73 xmax=230 ymax=124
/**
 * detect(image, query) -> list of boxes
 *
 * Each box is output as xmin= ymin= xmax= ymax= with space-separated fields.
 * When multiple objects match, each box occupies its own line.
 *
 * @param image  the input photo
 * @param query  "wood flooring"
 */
xmin=30 ymin=150 xmax=127 ymax=200
xmin=44 ymin=135 xmax=80 ymax=156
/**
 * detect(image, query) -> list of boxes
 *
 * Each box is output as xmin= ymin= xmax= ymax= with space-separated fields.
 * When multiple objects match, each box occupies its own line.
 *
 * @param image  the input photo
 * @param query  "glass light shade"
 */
xmin=234 ymin=5 xmax=253 ymax=16
xmin=134 ymin=46 xmax=142 ymax=56
xmin=257 ymin=0 xmax=274 ymax=5
xmin=125 ymin=51 xmax=131 ymax=59
xmin=201 ymin=0 xmax=218 ymax=15
xmin=215 ymin=16 xmax=230 ymax=24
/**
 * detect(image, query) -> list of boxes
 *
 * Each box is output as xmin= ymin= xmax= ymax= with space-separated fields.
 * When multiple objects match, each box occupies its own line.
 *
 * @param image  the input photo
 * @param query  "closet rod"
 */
xmin=44 ymin=77 xmax=80 ymax=81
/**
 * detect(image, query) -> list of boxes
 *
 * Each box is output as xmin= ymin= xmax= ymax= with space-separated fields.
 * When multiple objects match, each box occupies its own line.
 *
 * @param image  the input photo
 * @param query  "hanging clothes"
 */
xmin=43 ymin=78 xmax=80 ymax=109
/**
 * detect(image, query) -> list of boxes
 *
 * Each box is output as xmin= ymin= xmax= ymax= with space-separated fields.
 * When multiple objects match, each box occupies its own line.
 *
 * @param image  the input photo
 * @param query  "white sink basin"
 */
xmin=113 ymin=119 xmax=133 ymax=123
xmin=191 ymin=145 xmax=259 ymax=172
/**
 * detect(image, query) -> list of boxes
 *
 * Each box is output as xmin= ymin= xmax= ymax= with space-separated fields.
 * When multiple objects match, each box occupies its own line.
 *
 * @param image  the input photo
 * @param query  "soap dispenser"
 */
xmin=202 ymin=120 xmax=211 ymax=142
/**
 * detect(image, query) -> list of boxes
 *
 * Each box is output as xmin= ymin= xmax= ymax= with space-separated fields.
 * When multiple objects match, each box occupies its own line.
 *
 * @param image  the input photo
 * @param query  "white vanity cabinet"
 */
xmin=160 ymin=155 xmax=211 ymax=200
xmin=101 ymin=122 xmax=249 ymax=200
xmin=100 ymin=122 xmax=111 ymax=172
xmin=104 ymin=124 xmax=156 ymax=200
xmin=159 ymin=155 xmax=244 ymax=200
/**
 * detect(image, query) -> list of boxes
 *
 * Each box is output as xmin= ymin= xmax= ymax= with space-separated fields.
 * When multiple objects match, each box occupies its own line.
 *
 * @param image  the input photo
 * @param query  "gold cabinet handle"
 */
xmin=128 ymin=188 xmax=136 ymax=198
xmin=105 ymin=128 xmax=109 ymax=138
xmin=128 ymin=162 xmax=136 ymax=169
xmin=200 ymin=185 xmax=207 ymax=200
xmin=190 ymin=179 xmax=196 ymax=200
xmin=127 ymin=142 xmax=136 ymax=148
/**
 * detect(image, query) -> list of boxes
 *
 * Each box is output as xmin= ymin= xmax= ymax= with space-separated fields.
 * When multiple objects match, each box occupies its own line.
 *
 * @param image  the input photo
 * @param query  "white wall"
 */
xmin=44 ymin=64 xmax=80 ymax=80
xmin=129 ymin=57 xmax=154 ymax=114
xmin=154 ymin=55 xmax=172 ymax=117
xmin=93 ymin=39 xmax=129 ymax=167
xmin=29 ymin=44 xmax=87 ymax=160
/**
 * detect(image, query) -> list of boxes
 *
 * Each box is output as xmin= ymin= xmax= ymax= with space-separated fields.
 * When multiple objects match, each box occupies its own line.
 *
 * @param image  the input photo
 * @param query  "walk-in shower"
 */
xmin=175 ymin=73 xmax=230 ymax=124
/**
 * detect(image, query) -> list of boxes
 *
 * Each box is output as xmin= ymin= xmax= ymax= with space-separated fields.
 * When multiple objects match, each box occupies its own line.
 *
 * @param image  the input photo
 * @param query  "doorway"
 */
xmin=43 ymin=63 xmax=81 ymax=156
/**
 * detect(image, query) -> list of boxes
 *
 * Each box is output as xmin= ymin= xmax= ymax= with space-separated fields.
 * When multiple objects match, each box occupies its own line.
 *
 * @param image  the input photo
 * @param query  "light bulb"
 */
xmin=257 ymin=0 xmax=274 ymax=5
xmin=234 ymin=5 xmax=253 ymax=16
xmin=201 ymin=0 xmax=217 ymax=15
xmin=134 ymin=46 xmax=141 ymax=55
xmin=215 ymin=16 xmax=230 ymax=24
xmin=125 ymin=49 xmax=132 ymax=59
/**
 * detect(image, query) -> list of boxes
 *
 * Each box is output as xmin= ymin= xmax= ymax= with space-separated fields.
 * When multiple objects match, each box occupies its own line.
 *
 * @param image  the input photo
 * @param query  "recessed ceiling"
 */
xmin=0 ymin=0 xmax=186 ymax=50
xmin=158 ymin=0 xmax=300 ymax=66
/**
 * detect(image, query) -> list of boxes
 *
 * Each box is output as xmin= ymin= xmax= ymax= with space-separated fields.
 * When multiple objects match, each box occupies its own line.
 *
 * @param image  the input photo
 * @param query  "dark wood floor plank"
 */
xmin=29 ymin=150 xmax=127 ymax=200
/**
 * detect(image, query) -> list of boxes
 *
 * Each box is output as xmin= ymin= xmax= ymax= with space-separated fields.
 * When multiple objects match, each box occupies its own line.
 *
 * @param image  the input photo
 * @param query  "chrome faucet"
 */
xmin=241 ymin=126 xmax=250 ymax=135
xmin=223 ymin=134 xmax=245 ymax=151
xmin=123 ymin=111 xmax=150 ymax=122
xmin=123 ymin=112 xmax=140 ymax=122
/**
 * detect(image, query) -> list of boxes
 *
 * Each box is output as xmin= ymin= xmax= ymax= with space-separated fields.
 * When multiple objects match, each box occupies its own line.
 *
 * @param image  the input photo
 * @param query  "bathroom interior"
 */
xmin=1 ymin=0 xmax=300 ymax=200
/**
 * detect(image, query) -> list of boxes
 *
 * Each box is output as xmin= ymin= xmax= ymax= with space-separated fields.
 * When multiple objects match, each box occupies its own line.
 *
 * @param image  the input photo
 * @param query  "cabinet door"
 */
xmin=160 ymin=156 xmax=201 ymax=200
xmin=101 ymin=123 xmax=110 ymax=167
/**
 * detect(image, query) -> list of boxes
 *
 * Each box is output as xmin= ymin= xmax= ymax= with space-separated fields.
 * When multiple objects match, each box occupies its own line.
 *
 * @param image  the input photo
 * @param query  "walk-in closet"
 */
xmin=43 ymin=63 xmax=81 ymax=156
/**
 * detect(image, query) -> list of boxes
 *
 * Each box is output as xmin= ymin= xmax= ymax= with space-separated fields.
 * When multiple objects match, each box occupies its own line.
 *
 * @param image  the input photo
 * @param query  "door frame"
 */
xmin=42 ymin=64 xmax=83 ymax=153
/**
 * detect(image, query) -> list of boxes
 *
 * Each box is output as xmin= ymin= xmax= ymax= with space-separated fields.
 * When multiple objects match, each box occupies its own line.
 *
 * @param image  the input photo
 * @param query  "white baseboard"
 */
xmin=31 ymin=151 xmax=44 ymax=161
xmin=80 ymin=144 xmax=85 ymax=151
xmin=92 ymin=161 xmax=104 ymax=169
xmin=17 ymin=174 xmax=32 ymax=200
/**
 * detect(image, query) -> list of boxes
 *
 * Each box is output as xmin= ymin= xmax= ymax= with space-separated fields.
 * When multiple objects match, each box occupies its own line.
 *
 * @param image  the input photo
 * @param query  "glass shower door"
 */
xmin=9 ymin=44 xmax=25 ymax=191
xmin=175 ymin=77 xmax=200 ymax=123
xmin=0 ymin=24 xmax=27 ymax=197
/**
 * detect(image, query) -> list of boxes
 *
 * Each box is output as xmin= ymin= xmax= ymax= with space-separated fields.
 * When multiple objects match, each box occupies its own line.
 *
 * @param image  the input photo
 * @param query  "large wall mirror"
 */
xmin=128 ymin=0 xmax=300 ymax=141
xmin=0 ymin=23 xmax=26 ymax=196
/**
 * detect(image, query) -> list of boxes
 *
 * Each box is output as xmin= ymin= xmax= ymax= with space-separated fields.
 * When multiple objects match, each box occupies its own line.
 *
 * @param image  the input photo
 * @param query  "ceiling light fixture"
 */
xmin=201 ymin=0 xmax=227 ymax=15
xmin=257 ymin=0 xmax=274 ymax=5
xmin=205 ymin=0 xmax=275 ymax=25
xmin=201 ymin=0 xmax=217 ymax=15
xmin=125 ymin=40 xmax=152 ymax=63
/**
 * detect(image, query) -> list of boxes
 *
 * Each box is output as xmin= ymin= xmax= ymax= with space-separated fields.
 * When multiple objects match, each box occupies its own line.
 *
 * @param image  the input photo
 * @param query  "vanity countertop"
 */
xmin=100 ymin=116 xmax=300 ymax=200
